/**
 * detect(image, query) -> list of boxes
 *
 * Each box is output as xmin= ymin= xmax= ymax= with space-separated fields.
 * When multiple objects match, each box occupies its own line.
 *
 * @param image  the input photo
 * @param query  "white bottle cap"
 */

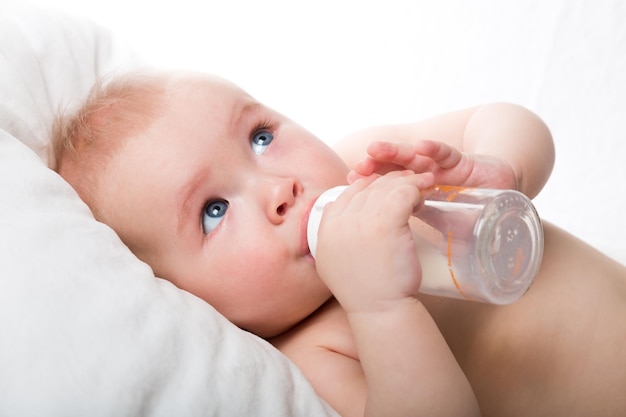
xmin=307 ymin=186 xmax=348 ymax=258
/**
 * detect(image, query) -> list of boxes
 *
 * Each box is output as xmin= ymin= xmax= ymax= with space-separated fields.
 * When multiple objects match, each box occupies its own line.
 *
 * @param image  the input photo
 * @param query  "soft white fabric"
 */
xmin=0 ymin=2 xmax=337 ymax=416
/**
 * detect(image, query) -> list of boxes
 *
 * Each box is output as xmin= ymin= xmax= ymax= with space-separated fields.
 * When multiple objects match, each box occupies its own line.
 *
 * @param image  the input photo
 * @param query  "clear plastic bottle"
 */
xmin=307 ymin=185 xmax=544 ymax=304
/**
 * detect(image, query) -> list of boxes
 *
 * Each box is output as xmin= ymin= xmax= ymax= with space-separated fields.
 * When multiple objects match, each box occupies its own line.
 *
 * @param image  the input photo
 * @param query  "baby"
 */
xmin=52 ymin=70 xmax=626 ymax=417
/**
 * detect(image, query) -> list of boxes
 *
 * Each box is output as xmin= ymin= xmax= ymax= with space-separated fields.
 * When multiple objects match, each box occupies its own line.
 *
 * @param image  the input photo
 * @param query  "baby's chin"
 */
xmin=241 ymin=296 xmax=333 ymax=339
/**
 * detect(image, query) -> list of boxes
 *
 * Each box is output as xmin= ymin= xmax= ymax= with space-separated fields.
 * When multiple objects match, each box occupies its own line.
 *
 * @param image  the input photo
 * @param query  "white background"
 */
xmin=28 ymin=0 xmax=626 ymax=264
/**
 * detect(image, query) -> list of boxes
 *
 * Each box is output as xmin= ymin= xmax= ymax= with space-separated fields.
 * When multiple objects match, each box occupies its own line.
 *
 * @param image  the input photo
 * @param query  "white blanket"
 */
xmin=0 ymin=2 xmax=338 ymax=415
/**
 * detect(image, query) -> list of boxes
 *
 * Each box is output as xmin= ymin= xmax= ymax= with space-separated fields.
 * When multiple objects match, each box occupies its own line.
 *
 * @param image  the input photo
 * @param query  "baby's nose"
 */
xmin=265 ymin=177 xmax=302 ymax=224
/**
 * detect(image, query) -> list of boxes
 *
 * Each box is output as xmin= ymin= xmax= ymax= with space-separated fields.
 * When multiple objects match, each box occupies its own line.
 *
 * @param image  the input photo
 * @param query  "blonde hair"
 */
xmin=52 ymin=71 xmax=169 ymax=217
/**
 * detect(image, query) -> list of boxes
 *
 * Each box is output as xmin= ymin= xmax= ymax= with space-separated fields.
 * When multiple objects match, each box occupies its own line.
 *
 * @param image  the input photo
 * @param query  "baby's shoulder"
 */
xmin=271 ymin=299 xmax=368 ymax=416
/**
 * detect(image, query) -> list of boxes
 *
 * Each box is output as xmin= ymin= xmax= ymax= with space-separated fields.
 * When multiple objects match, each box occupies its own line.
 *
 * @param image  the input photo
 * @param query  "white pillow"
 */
xmin=0 ymin=3 xmax=337 ymax=416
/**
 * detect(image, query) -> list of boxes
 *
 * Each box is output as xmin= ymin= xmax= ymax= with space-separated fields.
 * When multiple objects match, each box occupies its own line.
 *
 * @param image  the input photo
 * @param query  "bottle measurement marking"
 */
xmin=446 ymin=231 xmax=471 ymax=300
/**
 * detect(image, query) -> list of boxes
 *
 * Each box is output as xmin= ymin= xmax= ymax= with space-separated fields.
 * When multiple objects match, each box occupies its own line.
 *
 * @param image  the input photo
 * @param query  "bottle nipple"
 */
xmin=307 ymin=186 xmax=348 ymax=258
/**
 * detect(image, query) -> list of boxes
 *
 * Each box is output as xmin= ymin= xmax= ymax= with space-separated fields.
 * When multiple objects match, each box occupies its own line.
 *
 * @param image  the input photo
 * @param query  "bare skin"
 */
xmin=274 ymin=223 xmax=626 ymax=416
xmin=423 ymin=222 xmax=626 ymax=416
xmin=275 ymin=104 xmax=626 ymax=416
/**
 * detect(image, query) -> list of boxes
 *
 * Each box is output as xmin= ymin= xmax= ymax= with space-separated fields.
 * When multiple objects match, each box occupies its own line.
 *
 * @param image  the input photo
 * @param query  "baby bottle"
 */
xmin=307 ymin=185 xmax=544 ymax=305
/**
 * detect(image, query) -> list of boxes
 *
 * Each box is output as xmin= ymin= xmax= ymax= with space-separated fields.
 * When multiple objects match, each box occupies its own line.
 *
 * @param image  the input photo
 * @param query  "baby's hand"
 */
xmin=313 ymin=171 xmax=432 ymax=314
xmin=349 ymin=140 xmax=518 ymax=190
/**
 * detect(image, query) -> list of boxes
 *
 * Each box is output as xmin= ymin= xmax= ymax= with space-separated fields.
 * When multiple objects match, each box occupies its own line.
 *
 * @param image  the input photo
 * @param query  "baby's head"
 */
xmin=53 ymin=72 xmax=168 ymax=220
xmin=53 ymin=70 xmax=349 ymax=337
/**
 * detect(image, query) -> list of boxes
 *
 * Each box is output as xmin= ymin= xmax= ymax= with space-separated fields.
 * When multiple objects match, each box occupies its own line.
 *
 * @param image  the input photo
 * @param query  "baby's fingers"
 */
xmin=350 ymin=155 xmax=407 ymax=181
xmin=413 ymin=140 xmax=463 ymax=170
xmin=365 ymin=141 xmax=434 ymax=173
xmin=352 ymin=156 xmax=387 ymax=178
xmin=348 ymin=171 xmax=434 ymax=223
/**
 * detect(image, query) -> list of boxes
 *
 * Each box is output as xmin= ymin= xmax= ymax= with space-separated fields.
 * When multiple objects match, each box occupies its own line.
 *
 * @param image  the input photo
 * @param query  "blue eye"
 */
xmin=251 ymin=130 xmax=274 ymax=155
xmin=202 ymin=200 xmax=228 ymax=234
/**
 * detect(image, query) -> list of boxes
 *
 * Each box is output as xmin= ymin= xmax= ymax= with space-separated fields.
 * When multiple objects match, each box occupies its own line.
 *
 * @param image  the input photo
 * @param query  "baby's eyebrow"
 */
xmin=231 ymin=100 xmax=263 ymax=129
xmin=177 ymin=166 xmax=210 ymax=236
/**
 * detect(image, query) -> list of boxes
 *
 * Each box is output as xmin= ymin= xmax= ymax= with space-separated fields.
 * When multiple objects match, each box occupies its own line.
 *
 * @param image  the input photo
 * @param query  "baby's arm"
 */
xmin=314 ymin=172 xmax=480 ymax=417
xmin=334 ymin=103 xmax=555 ymax=198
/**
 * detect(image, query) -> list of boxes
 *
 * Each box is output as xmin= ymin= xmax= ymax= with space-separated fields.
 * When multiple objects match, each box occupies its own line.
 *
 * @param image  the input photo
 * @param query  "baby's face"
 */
xmin=99 ymin=73 xmax=349 ymax=337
